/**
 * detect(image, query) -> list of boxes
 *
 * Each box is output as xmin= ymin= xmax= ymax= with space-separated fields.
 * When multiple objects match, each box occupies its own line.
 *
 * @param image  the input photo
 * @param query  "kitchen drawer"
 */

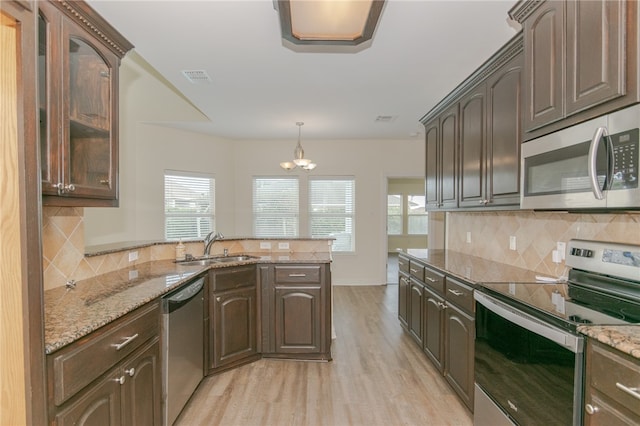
xmin=423 ymin=266 xmax=445 ymax=295
xmin=445 ymin=277 xmax=474 ymax=314
xmin=409 ymin=262 xmax=425 ymax=282
xmin=274 ymin=265 xmax=321 ymax=284
xmin=398 ymin=256 xmax=410 ymax=274
xmin=49 ymin=301 xmax=159 ymax=406
xmin=588 ymin=341 xmax=640 ymax=418
xmin=210 ymin=264 xmax=256 ymax=292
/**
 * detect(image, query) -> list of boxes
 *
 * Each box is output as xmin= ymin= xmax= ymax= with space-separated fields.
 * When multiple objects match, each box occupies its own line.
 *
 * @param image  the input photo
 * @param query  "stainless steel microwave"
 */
xmin=521 ymin=104 xmax=640 ymax=210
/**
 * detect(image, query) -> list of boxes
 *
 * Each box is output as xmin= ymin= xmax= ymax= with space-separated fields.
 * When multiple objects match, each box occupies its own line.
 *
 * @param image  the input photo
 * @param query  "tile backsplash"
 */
xmin=447 ymin=211 xmax=640 ymax=276
xmin=42 ymin=207 xmax=332 ymax=290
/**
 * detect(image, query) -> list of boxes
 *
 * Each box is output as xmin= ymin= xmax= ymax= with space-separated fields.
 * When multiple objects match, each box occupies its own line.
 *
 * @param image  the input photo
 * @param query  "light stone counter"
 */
xmin=577 ymin=325 xmax=640 ymax=360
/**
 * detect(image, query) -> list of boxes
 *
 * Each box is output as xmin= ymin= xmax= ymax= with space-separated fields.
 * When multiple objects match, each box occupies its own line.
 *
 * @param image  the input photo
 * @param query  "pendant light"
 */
xmin=280 ymin=122 xmax=316 ymax=171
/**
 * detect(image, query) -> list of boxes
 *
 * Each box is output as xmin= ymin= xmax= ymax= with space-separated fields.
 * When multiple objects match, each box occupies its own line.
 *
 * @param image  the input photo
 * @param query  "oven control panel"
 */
xmin=566 ymin=239 xmax=640 ymax=282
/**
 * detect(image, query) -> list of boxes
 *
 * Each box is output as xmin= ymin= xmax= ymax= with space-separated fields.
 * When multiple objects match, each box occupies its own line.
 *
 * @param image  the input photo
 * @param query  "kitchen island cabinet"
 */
xmin=260 ymin=264 xmax=332 ymax=360
xmin=38 ymin=0 xmax=132 ymax=206
xmin=510 ymin=0 xmax=639 ymax=140
xmin=397 ymin=255 xmax=410 ymax=329
xmin=208 ymin=265 xmax=259 ymax=373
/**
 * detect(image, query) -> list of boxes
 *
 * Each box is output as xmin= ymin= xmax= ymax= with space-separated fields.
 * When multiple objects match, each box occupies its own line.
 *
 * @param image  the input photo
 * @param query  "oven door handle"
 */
xmin=474 ymin=291 xmax=582 ymax=353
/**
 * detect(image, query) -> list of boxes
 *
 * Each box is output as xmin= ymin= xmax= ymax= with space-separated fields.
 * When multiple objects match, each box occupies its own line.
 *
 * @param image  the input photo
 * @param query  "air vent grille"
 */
xmin=182 ymin=70 xmax=212 ymax=84
xmin=375 ymin=115 xmax=397 ymax=123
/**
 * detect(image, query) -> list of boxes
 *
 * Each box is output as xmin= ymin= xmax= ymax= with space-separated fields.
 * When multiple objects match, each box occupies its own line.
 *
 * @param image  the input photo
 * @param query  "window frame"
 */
xmin=252 ymin=176 xmax=300 ymax=238
xmin=163 ymin=170 xmax=216 ymax=241
xmin=308 ymin=176 xmax=355 ymax=253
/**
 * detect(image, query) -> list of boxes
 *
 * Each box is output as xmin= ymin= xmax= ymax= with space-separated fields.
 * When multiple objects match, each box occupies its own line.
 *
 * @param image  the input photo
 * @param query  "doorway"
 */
xmin=386 ymin=178 xmax=427 ymax=284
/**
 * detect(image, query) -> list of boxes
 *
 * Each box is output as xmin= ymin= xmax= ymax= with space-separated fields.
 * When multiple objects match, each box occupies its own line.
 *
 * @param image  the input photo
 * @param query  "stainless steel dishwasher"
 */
xmin=162 ymin=275 xmax=205 ymax=425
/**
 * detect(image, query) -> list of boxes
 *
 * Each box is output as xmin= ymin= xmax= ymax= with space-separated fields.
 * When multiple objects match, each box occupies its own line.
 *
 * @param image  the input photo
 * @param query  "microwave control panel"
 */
xmin=610 ymin=128 xmax=638 ymax=189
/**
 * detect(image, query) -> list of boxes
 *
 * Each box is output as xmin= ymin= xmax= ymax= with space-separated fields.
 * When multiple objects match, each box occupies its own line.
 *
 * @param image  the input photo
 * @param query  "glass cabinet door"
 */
xmin=62 ymin=19 xmax=116 ymax=199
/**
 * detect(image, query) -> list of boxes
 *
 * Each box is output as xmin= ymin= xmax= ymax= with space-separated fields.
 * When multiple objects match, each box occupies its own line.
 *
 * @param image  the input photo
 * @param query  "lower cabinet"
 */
xmin=208 ymin=265 xmax=259 ymax=373
xmin=584 ymin=339 xmax=640 ymax=425
xmin=397 ymin=258 xmax=475 ymax=412
xmin=261 ymin=263 xmax=332 ymax=360
xmin=444 ymin=302 xmax=475 ymax=410
xmin=47 ymin=302 xmax=162 ymax=425
xmin=423 ymin=286 xmax=445 ymax=372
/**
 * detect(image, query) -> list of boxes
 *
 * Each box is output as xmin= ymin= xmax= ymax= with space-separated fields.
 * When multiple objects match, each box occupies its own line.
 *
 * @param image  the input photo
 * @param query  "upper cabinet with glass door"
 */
xmin=39 ymin=0 xmax=132 ymax=206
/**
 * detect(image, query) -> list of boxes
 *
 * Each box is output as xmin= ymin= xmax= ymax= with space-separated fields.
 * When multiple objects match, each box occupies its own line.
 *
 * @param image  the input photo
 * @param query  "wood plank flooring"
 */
xmin=176 ymin=285 xmax=472 ymax=426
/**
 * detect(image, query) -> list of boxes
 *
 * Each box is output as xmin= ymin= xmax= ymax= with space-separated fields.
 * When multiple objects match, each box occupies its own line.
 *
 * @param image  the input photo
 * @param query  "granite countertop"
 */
xmin=399 ymin=249 xmax=640 ymax=360
xmin=44 ymin=252 xmax=331 ymax=354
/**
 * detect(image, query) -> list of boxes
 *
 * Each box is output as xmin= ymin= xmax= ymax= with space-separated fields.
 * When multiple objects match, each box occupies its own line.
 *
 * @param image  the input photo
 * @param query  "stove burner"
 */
xmin=568 ymin=315 xmax=593 ymax=324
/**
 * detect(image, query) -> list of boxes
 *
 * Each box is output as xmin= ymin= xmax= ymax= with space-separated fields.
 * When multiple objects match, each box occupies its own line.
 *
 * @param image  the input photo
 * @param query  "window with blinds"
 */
xmin=407 ymin=195 xmax=427 ymax=235
xmin=164 ymin=171 xmax=215 ymax=240
xmin=253 ymin=177 xmax=299 ymax=237
xmin=309 ymin=178 xmax=355 ymax=252
xmin=387 ymin=194 xmax=402 ymax=235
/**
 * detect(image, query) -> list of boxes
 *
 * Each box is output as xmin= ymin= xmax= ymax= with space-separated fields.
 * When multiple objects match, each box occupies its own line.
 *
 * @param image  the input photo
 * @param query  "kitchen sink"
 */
xmin=177 ymin=255 xmax=259 ymax=266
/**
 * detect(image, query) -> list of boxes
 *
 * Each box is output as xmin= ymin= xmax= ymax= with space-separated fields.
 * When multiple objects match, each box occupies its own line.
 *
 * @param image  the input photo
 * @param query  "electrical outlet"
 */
xmin=466 ymin=232 xmax=472 ymax=244
xmin=278 ymin=242 xmax=289 ymax=250
xmin=260 ymin=242 xmax=271 ymax=249
xmin=509 ymin=236 xmax=517 ymax=251
xmin=556 ymin=242 xmax=566 ymax=260
xmin=128 ymin=270 xmax=138 ymax=280
xmin=128 ymin=251 xmax=138 ymax=262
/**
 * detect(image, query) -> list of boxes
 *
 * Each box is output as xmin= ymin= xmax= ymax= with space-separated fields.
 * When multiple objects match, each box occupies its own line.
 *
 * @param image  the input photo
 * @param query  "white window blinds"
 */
xmin=309 ymin=178 xmax=355 ymax=252
xmin=253 ymin=177 xmax=299 ymax=237
xmin=164 ymin=171 xmax=215 ymax=240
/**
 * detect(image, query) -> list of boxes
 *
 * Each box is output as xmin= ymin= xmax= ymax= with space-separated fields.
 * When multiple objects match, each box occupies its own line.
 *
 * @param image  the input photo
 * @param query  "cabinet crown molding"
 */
xmin=51 ymin=0 xmax=133 ymax=57
xmin=508 ymin=0 xmax=546 ymax=23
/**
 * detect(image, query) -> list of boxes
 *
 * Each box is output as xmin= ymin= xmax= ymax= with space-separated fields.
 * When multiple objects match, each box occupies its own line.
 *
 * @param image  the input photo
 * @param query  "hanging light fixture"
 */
xmin=280 ymin=122 xmax=317 ymax=171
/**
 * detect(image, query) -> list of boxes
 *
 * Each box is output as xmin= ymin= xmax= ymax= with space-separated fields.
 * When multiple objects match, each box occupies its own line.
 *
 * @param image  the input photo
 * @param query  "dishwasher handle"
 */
xmin=164 ymin=276 xmax=205 ymax=314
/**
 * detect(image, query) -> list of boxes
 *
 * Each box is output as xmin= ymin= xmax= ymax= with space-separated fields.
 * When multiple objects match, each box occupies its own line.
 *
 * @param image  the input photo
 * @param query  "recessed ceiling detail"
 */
xmin=276 ymin=0 xmax=385 ymax=47
xmin=181 ymin=70 xmax=212 ymax=84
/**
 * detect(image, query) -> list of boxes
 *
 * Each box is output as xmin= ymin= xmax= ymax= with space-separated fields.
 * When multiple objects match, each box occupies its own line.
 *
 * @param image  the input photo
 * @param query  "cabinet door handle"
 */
xmin=448 ymin=289 xmax=463 ymax=297
xmin=112 ymin=333 xmax=139 ymax=351
xmin=616 ymin=382 xmax=640 ymax=400
xmin=114 ymin=375 xmax=126 ymax=385
xmin=410 ymin=268 xmax=419 ymax=273
xmin=288 ymin=273 xmax=306 ymax=277
xmin=425 ymin=276 xmax=436 ymax=283
xmin=64 ymin=184 xmax=75 ymax=192
xmin=125 ymin=368 xmax=135 ymax=377
xmin=216 ymin=297 xmax=221 ymax=302
xmin=585 ymin=404 xmax=599 ymax=415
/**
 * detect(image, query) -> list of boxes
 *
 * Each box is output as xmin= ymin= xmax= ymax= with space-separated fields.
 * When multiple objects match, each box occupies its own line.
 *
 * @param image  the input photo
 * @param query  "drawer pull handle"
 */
xmin=125 ymin=368 xmax=135 ymax=377
xmin=585 ymin=404 xmax=599 ymax=415
xmin=448 ymin=289 xmax=463 ymax=296
xmin=112 ymin=333 xmax=139 ymax=351
xmin=616 ymin=382 xmax=640 ymax=400
xmin=425 ymin=277 xmax=436 ymax=283
xmin=114 ymin=375 xmax=125 ymax=385
xmin=288 ymin=273 xmax=307 ymax=277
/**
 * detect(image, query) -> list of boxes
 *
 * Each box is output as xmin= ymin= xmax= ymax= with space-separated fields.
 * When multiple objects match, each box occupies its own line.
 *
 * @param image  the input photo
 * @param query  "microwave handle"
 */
xmin=588 ymin=126 xmax=608 ymax=200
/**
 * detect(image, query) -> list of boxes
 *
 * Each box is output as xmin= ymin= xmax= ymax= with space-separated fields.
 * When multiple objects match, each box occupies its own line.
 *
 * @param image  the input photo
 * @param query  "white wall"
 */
xmin=85 ymin=52 xmax=426 ymax=286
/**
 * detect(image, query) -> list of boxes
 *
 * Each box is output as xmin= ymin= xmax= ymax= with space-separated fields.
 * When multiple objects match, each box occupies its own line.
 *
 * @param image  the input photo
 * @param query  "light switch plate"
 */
xmin=557 ymin=242 xmax=566 ymax=260
xmin=128 ymin=251 xmax=138 ymax=262
xmin=509 ymin=236 xmax=517 ymax=251
xmin=466 ymin=232 xmax=472 ymax=244
xmin=278 ymin=242 xmax=289 ymax=250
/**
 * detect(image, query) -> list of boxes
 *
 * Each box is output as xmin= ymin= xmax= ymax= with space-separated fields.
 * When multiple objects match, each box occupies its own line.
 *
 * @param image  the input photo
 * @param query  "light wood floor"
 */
xmin=176 ymin=285 xmax=472 ymax=426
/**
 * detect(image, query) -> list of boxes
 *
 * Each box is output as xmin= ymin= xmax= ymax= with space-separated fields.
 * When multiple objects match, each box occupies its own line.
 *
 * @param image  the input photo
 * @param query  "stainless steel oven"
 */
xmin=474 ymin=239 xmax=640 ymax=426
xmin=521 ymin=104 xmax=640 ymax=210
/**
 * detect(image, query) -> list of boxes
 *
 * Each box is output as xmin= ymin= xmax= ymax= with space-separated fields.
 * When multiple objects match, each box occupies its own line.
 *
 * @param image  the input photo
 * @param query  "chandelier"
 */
xmin=280 ymin=122 xmax=317 ymax=171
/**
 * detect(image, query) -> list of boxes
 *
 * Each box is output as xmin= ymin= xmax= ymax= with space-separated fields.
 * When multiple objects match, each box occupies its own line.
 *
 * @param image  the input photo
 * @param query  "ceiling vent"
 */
xmin=181 ymin=70 xmax=212 ymax=84
xmin=374 ymin=115 xmax=397 ymax=123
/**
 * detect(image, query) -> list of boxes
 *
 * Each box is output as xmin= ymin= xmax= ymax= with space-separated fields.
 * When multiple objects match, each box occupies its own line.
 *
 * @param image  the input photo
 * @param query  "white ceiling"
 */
xmin=87 ymin=0 xmax=520 ymax=141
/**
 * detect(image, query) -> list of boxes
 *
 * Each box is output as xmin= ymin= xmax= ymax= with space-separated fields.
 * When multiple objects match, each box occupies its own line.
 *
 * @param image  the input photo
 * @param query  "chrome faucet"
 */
xmin=203 ymin=231 xmax=224 ymax=256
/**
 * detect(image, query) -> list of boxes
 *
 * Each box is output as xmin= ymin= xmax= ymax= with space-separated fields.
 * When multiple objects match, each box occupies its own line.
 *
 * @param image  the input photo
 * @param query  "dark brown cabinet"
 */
xmin=38 ymin=0 xmax=132 ymax=206
xmin=396 ymin=257 xmax=474 ymax=412
xmin=510 ymin=0 xmax=638 ymax=140
xmin=261 ymin=264 xmax=332 ymax=361
xmin=209 ymin=265 xmax=259 ymax=373
xmin=584 ymin=340 xmax=640 ymax=425
xmin=423 ymin=285 xmax=445 ymax=372
xmin=459 ymin=51 xmax=523 ymax=208
xmin=422 ymin=33 xmax=523 ymax=211
xmin=424 ymin=105 xmax=459 ymax=210
xmin=47 ymin=302 xmax=161 ymax=425
xmin=398 ymin=273 xmax=410 ymax=329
